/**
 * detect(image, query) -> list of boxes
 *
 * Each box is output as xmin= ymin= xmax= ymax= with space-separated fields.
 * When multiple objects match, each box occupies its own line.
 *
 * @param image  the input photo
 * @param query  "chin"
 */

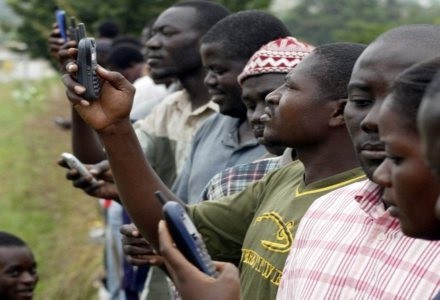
xmin=405 ymin=229 xmax=440 ymax=241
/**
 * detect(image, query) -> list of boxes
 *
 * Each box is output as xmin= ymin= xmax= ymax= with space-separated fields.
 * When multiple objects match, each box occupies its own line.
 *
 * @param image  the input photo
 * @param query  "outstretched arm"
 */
xmin=62 ymin=62 xmax=179 ymax=250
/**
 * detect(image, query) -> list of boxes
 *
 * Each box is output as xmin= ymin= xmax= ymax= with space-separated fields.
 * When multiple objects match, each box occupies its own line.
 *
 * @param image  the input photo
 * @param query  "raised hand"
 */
xmin=62 ymin=64 xmax=135 ymax=132
xmin=158 ymin=220 xmax=241 ymax=300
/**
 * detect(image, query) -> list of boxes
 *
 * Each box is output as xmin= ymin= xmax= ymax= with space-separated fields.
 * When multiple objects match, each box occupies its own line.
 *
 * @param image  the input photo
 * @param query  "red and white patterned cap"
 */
xmin=237 ymin=36 xmax=315 ymax=84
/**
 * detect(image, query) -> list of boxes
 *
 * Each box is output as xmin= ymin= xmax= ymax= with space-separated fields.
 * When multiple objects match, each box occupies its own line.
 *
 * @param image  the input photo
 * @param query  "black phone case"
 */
xmin=155 ymin=192 xmax=217 ymax=277
xmin=77 ymin=37 xmax=100 ymax=101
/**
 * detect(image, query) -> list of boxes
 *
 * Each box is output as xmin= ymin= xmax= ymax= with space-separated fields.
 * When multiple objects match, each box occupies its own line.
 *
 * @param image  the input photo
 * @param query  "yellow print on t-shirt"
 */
xmin=254 ymin=211 xmax=294 ymax=253
xmin=241 ymin=249 xmax=283 ymax=285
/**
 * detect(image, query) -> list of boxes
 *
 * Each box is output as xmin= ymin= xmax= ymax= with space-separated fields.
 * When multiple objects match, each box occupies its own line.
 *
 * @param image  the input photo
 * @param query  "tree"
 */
xmin=281 ymin=0 xmax=440 ymax=45
xmin=5 ymin=0 xmax=271 ymax=62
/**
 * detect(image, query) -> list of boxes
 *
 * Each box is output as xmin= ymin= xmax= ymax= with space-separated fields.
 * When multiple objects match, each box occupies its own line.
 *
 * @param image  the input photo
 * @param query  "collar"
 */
xmin=354 ymin=180 xmax=400 ymax=224
xmin=221 ymin=117 xmax=260 ymax=149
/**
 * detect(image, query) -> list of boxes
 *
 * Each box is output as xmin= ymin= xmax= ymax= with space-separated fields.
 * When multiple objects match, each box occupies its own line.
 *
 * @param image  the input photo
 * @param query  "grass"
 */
xmin=0 ymin=77 xmax=104 ymax=299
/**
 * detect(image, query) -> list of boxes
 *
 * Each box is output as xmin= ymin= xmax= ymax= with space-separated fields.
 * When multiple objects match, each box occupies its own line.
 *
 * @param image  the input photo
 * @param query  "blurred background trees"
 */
xmin=2 ymin=0 xmax=440 ymax=62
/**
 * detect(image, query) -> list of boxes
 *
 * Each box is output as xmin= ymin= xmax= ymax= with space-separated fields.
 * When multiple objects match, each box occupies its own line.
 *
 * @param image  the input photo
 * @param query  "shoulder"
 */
xmin=306 ymin=179 xmax=371 ymax=215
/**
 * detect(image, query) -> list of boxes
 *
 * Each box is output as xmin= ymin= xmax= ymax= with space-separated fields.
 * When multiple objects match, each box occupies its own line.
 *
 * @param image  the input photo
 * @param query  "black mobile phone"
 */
xmin=77 ymin=36 xmax=101 ymax=100
xmin=155 ymin=191 xmax=218 ymax=277
xmin=68 ymin=17 xmax=78 ymax=42
xmin=55 ymin=9 xmax=68 ymax=41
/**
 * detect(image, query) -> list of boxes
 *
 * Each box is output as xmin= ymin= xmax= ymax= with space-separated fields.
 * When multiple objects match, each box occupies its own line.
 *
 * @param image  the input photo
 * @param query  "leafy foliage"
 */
xmin=5 ymin=0 xmax=270 ymax=61
xmin=281 ymin=0 xmax=440 ymax=45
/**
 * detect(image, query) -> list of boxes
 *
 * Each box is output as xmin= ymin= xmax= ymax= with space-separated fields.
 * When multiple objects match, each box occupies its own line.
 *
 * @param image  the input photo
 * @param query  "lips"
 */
xmin=260 ymin=107 xmax=272 ymax=123
xmin=146 ymin=53 xmax=164 ymax=67
xmin=360 ymin=142 xmax=386 ymax=160
xmin=16 ymin=288 xmax=34 ymax=299
xmin=146 ymin=57 xmax=162 ymax=68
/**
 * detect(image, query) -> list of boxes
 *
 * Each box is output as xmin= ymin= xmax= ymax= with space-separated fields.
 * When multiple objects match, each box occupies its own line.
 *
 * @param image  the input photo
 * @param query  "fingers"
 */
xmin=62 ymin=73 xmax=89 ymax=107
xmin=120 ymin=223 xmax=140 ymax=237
xmin=158 ymin=220 xmax=200 ymax=278
xmin=214 ymin=261 xmax=240 ymax=281
xmin=90 ymin=160 xmax=110 ymax=176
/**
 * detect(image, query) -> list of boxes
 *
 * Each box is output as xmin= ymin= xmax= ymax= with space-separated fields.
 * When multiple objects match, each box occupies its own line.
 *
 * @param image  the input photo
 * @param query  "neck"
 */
xmin=296 ymin=131 xmax=360 ymax=185
xmin=178 ymin=67 xmax=210 ymax=111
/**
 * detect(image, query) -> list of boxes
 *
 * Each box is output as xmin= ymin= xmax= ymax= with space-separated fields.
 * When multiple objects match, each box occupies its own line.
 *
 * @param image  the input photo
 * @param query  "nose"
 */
xmin=360 ymin=101 xmax=381 ymax=133
xmin=249 ymin=101 xmax=266 ymax=125
xmin=20 ymin=270 xmax=38 ymax=285
xmin=372 ymin=158 xmax=392 ymax=187
xmin=204 ymin=70 xmax=217 ymax=88
xmin=145 ymin=33 xmax=161 ymax=50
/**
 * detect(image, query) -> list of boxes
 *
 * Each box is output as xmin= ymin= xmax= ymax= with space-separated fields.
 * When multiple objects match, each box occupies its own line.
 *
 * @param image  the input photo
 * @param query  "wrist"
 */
xmin=96 ymin=118 xmax=132 ymax=137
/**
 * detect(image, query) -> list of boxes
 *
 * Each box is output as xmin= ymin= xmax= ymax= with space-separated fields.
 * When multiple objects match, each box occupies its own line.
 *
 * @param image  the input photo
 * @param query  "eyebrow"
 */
xmin=347 ymin=81 xmax=371 ymax=93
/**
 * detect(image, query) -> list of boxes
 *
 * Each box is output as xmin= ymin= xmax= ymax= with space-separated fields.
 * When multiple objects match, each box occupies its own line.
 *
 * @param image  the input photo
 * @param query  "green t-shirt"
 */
xmin=188 ymin=161 xmax=366 ymax=300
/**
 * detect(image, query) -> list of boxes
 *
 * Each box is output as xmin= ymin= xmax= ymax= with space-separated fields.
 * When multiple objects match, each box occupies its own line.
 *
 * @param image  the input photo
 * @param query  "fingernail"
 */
xmin=74 ymin=85 xmax=86 ymax=93
xmin=80 ymin=100 xmax=90 ymax=106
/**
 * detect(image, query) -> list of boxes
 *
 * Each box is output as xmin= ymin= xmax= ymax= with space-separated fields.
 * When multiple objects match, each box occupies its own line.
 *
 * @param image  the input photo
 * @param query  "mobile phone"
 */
xmin=55 ymin=9 xmax=68 ymax=41
xmin=155 ymin=191 xmax=218 ymax=277
xmin=61 ymin=152 xmax=98 ymax=185
xmin=68 ymin=17 xmax=78 ymax=43
xmin=77 ymin=37 xmax=101 ymax=100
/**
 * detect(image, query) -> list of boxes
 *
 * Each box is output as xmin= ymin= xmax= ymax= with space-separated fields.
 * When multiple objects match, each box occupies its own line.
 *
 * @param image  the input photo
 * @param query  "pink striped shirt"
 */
xmin=277 ymin=180 xmax=440 ymax=299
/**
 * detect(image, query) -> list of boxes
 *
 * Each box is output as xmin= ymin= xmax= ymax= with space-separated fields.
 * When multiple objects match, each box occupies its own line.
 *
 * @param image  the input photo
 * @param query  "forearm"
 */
xmin=71 ymin=107 xmax=106 ymax=163
xmin=98 ymin=119 xmax=180 ymax=249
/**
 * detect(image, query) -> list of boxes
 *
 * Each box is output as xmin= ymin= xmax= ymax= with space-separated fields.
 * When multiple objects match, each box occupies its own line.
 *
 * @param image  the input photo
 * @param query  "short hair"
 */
xmin=310 ymin=42 xmax=367 ymax=101
xmin=97 ymin=20 xmax=119 ymax=39
xmin=201 ymin=10 xmax=290 ymax=61
xmin=0 ymin=231 xmax=28 ymax=248
xmin=107 ymin=44 xmax=144 ymax=70
xmin=172 ymin=1 xmax=230 ymax=34
xmin=112 ymin=36 xmax=143 ymax=49
xmin=388 ymin=57 xmax=440 ymax=131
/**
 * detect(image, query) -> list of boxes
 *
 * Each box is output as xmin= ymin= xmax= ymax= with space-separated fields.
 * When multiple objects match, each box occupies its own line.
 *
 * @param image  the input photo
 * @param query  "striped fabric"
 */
xmin=277 ymin=180 xmax=440 ymax=300
xmin=200 ymin=157 xmax=281 ymax=201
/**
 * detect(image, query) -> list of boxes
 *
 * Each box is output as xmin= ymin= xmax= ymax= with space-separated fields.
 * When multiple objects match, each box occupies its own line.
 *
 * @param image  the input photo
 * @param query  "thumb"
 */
xmin=90 ymin=159 xmax=110 ymax=175
xmin=96 ymin=65 xmax=131 ymax=91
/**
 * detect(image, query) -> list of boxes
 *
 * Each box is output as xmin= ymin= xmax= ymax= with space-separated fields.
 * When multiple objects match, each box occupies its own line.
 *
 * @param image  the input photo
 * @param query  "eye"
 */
xmin=160 ymin=27 xmax=177 ymax=37
xmin=349 ymin=97 xmax=373 ymax=108
xmin=210 ymin=67 xmax=225 ymax=76
xmin=7 ymin=268 xmax=21 ymax=278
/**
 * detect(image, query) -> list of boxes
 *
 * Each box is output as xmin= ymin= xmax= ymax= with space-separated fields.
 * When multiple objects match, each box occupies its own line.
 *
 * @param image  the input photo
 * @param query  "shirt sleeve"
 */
xmin=134 ymin=126 xmax=176 ymax=188
xmin=187 ymin=179 xmax=266 ymax=264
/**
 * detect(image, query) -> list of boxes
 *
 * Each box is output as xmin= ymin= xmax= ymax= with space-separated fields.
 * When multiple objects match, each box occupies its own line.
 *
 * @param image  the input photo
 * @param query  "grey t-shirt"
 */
xmin=172 ymin=113 xmax=266 ymax=204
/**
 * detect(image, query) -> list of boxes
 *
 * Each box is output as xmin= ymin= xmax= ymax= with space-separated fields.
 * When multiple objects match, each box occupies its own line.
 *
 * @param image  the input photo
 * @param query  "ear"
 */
xmin=328 ymin=98 xmax=347 ymax=127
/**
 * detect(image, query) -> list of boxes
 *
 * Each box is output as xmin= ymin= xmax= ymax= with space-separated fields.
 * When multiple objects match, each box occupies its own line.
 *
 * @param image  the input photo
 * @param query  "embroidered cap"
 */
xmin=237 ymin=36 xmax=315 ymax=84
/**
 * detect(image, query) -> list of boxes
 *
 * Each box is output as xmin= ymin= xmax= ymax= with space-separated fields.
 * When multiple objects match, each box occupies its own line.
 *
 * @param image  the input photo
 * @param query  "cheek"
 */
xmin=393 ymin=162 xmax=440 ymax=213
xmin=344 ymin=105 xmax=365 ymax=135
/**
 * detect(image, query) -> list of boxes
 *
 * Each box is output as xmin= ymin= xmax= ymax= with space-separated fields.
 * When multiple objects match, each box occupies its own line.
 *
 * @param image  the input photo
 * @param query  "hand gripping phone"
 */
xmin=77 ymin=36 xmax=101 ymax=100
xmin=55 ymin=9 xmax=68 ymax=41
xmin=155 ymin=191 xmax=218 ymax=277
xmin=61 ymin=152 xmax=98 ymax=185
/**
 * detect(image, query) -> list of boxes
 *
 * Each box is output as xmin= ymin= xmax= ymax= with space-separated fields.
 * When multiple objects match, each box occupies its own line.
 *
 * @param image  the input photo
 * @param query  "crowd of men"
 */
xmin=2 ymin=1 xmax=440 ymax=299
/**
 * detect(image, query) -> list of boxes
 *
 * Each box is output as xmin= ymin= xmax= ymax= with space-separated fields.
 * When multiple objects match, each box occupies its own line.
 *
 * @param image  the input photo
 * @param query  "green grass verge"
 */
xmin=0 ymin=77 xmax=104 ymax=299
